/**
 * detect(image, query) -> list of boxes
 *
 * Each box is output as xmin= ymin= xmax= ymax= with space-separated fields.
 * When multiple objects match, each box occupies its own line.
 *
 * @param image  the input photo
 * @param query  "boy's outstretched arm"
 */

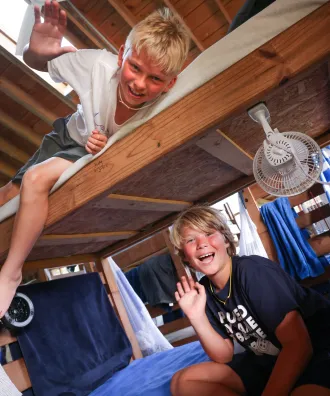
xmin=23 ymin=0 xmax=76 ymax=71
xmin=175 ymin=276 xmax=234 ymax=364
xmin=262 ymin=310 xmax=313 ymax=396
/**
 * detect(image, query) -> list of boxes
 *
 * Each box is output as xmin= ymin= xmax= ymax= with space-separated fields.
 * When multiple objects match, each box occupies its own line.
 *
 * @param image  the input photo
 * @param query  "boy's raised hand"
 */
xmin=85 ymin=130 xmax=108 ymax=155
xmin=30 ymin=1 xmax=76 ymax=60
xmin=175 ymin=276 xmax=206 ymax=321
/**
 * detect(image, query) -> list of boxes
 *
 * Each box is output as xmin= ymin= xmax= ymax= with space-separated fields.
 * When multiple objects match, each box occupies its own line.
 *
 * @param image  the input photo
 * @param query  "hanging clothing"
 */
xmin=138 ymin=254 xmax=179 ymax=307
xmin=260 ymin=197 xmax=326 ymax=280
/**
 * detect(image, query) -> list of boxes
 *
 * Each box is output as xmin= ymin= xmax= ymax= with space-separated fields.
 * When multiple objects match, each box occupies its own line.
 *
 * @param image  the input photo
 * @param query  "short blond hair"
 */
xmin=125 ymin=8 xmax=190 ymax=75
xmin=170 ymin=205 xmax=236 ymax=263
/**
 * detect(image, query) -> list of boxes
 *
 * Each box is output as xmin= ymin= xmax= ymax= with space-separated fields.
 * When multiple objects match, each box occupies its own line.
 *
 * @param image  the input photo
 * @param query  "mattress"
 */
xmin=0 ymin=0 xmax=326 ymax=223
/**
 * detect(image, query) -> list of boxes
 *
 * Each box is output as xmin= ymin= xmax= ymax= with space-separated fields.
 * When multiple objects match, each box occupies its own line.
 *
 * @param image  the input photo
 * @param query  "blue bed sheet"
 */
xmin=90 ymin=341 xmax=210 ymax=396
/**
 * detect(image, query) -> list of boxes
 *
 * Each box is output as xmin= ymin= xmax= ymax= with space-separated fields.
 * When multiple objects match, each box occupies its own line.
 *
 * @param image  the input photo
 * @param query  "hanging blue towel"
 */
xmin=17 ymin=273 xmax=132 ymax=396
xmin=260 ymin=197 xmax=325 ymax=280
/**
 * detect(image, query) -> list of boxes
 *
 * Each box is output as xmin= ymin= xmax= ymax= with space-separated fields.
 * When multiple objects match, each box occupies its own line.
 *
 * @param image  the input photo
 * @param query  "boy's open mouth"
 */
xmin=128 ymin=85 xmax=144 ymax=98
xmin=198 ymin=253 xmax=215 ymax=264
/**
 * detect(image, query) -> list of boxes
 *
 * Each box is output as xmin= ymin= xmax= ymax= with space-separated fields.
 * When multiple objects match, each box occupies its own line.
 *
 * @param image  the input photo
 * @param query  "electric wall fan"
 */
xmin=248 ymin=103 xmax=330 ymax=197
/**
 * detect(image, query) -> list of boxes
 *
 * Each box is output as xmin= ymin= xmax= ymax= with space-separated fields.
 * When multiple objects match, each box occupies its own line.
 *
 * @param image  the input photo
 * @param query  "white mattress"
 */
xmin=0 ymin=0 xmax=327 ymax=223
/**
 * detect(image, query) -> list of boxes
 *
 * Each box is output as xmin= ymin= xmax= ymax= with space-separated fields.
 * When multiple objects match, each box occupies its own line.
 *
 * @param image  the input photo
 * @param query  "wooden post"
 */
xmin=162 ymin=229 xmax=187 ymax=279
xmin=99 ymin=257 xmax=143 ymax=359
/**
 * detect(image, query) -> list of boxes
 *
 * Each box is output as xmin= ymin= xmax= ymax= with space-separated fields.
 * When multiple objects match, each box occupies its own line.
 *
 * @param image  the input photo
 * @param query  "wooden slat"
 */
xmin=60 ymin=2 xmax=118 ymax=53
xmin=146 ymin=303 xmax=180 ymax=318
xmin=162 ymin=228 xmax=187 ymax=279
xmin=124 ymin=247 xmax=169 ymax=271
xmin=308 ymin=231 xmax=330 ymax=257
xmin=94 ymin=194 xmax=191 ymax=212
xmin=0 ymin=328 xmax=16 ymax=347
xmin=0 ymin=77 xmax=57 ymax=126
xmin=163 ymin=0 xmax=205 ymax=51
xmin=100 ymin=258 xmax=143 ymax=359
xmin=288 ymin=183 xmax=325 ymax=207
xmin=0 ymin=159 xmax=17 ymax=178
xmin=159 ymin=317 xmax=191 ymax=336
xmin=0 ymin=136 xmax=30 ymax=164
xmin=21 ymin=254 xmax=98 ymax=272
xmin=37 ymin=231 xmax=137 ymax=246
xmin=214 ymin=0 xmax=232 ymax=23
xmin=172 ymin=335 xmax=199 ymax=347
xmin=107 ymin=0 xmax=138 ymax=27
xmin=0 ymin=109 xmax=42 ymax=146
xmin=3 ymin=359 xmax=31 ymax=392
xmin=0 ymin=46 xmax=76 ymax=111
xmin=296 ymin=204 xmax=330 ymax=229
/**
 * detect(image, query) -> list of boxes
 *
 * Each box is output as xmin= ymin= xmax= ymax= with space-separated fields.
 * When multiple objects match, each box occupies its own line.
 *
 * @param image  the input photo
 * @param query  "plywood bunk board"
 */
xmin=0 ymin=1 xmax=330 ymax=266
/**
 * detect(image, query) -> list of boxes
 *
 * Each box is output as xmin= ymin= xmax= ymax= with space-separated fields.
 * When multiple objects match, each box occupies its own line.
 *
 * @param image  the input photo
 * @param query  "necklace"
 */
xmin=209 ymin=259 xmax=232 ymax=305
xmin=118 ymin=85 xmax=159 ymax=111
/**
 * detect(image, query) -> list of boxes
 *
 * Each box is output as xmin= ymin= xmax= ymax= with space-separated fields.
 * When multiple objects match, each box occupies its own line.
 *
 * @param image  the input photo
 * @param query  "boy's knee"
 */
xmin=170 ymin=369 xmax=190 ymax=396
xmin=22 ymin=167 xmax=51 ymax=192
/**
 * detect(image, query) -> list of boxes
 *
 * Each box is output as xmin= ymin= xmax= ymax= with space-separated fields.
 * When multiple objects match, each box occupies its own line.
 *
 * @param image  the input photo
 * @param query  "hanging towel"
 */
xmin=260 ymin=197 xmax=326 ymax=280
xmin=17 ymin=273 xmax=132 ymax=396
xmin=138 ymin=254 xmax=178 ymax=307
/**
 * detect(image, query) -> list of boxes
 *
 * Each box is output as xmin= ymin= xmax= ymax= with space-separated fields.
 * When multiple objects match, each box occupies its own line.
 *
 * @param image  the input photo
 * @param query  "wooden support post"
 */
xmin=99 ymin=257 xmax=143 ymax=359
xmin=162 ymin=228 xmax=187 ymax=279
xmin=242 ymin=187 xmax=278 ymax=261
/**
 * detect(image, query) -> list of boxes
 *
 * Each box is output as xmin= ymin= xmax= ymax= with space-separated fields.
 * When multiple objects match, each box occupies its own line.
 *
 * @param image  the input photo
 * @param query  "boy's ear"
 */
xmin=118 ymin=45 xmax=125 ymax=68
xmin=163 ymin=76 xmax=177 ymax=93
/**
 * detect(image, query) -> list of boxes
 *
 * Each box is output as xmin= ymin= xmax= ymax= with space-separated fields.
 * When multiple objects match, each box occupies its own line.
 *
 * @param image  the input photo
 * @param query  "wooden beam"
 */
xmin=195 ymin=129 xmax=253 ymax=175
xmin=0 ymin=136 xmax=30 ymax=164
xmin=100 ymin=257 xmax=143 ymax=359
xmin=158 ymin=317 xmax=191 ymax=335
xmin=107 ymin=0 xmax=138 ymax=27
xmin=162 ymin=0 xmax=205 ymax=51
xmin=60 ymin=2 xmax=118 ymax=53
xmin=93 ymin=193 xmax=191 ymax=212
xmin=309 ymin=231 xmax=330 ymax=257
xmin=162 ymin=228 xmax=187 ymax=278
xmin=0 ymin=46 xmax=76 ymax=111
xmin=288 ymin=183 xmax=325 ymax=207
xmin=214 ymin=0 xmax=232 ymax=24
xmin=296 ymin=204 xmax=330 ymax=229
xmin=172 ymin=335 xmax=198 ymax=347
xmin=0 ymin=159 xmax=17 ymax=179
xmin=0 ymin=109 xmax=42 ymax=146
xmin=0 ymin=77 xmax=57 ymax=126
xmin=36 ymin=231 xmax=138 ymax=246
xmin=3 ymin=358 xmax=31 ymax=392
xmin=22 ymin=254 xmax=98 ymax=272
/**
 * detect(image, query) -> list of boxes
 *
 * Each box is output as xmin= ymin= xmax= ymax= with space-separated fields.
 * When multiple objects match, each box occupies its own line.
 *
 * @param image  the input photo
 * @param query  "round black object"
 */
xmin=1 ymin=293 xmax=34 ymax=330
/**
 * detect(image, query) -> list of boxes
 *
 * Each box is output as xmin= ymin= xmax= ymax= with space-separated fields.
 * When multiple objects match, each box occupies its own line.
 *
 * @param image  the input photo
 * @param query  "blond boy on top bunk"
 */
xmin=170 ymin=205 xmax=330 ymax=396
xmin=0 ymin=0 xmax=190 ymax=318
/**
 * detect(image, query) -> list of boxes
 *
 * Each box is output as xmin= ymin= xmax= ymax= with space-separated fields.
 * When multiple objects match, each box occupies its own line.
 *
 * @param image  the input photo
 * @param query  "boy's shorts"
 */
xmin=12 ymin=116 xmax=88 ymax=184
xmin=227 ymin=348 xmax=330 ymax=395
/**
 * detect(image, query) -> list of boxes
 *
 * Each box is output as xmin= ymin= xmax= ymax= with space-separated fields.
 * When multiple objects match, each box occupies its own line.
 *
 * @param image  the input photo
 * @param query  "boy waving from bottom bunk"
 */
xmin=0 ymin=1 xmax=190 ymax=319
xmin=170 ymin=205 xmax=330 ymax=396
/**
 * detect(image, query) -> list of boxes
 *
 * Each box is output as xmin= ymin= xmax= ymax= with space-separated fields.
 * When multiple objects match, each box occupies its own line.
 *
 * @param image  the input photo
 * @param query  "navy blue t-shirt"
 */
xmin=200 ymin=255 xmax=330 ymax=356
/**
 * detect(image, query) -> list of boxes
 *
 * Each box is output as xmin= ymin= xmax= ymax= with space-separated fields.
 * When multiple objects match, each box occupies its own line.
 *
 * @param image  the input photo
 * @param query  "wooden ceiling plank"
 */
xmin=93 ymin=193 xmax=191 ymax=211
xmin=22 ymin=254 xmax=98 ymax=272
xmin=36 ymin=231 xmax=138 ymax=246
xmin=0 ymin=159 xmax=17 ymax=178
xmin=60 ymin=2 xmax=119 ymax=53
xmin=107 ymin=0 xmax=138 ymax=27
xmin=214 ymin=0 xmax=232 ymax=24
xmin=0 ymin=109 xmax=42 ymax=147
xmin=0 ymin=77 xmax=57 ymax=126
xmin=0 ymin=46 xmax=76 ymax=111
xmin=163 ymin=0 xmax=205 ymax=51
xmin=0 ymin=136 xmax=30 ymax=164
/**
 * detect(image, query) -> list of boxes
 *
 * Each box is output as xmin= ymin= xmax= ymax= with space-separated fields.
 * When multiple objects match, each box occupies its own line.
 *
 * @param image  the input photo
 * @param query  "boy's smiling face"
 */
xmin=181 ymin=226 xmax=231 ymax=276
xmin=117 ymin=45 xmax=177 ymax=108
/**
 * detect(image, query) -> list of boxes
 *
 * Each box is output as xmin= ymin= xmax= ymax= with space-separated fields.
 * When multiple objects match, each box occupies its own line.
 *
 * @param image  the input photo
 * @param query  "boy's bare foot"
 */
xmin=0 ymin=272 xmax=22 ymax=318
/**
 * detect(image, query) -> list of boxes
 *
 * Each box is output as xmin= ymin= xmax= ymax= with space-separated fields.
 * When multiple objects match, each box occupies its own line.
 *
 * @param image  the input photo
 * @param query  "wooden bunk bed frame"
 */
xmin=1 ymin=3 xmax=330 ymax=393
xmin=1 ymin=2 xmax=330 ymax=265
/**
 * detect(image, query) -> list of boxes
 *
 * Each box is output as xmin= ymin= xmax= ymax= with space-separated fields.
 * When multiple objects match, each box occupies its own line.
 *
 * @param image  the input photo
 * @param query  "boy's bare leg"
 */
xmin=0 ymin=157 xmax=72 ymax=317
xmin=171 ymin=361 xmax=246 ymax=396
xmin=0 ymin=181 xmax=20 ymax=206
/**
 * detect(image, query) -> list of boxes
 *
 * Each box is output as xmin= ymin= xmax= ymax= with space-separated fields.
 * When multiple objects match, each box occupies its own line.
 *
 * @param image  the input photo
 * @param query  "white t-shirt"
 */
xmin=48 ymin=49 xmax=151 ymax=146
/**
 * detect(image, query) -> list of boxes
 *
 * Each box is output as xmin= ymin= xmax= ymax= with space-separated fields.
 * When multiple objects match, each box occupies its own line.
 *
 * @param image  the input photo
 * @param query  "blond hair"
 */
xmin=170 ymin=205 xmax=236 ymax=263
xmin=125 ymin=8 xmax=190 ymax=75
